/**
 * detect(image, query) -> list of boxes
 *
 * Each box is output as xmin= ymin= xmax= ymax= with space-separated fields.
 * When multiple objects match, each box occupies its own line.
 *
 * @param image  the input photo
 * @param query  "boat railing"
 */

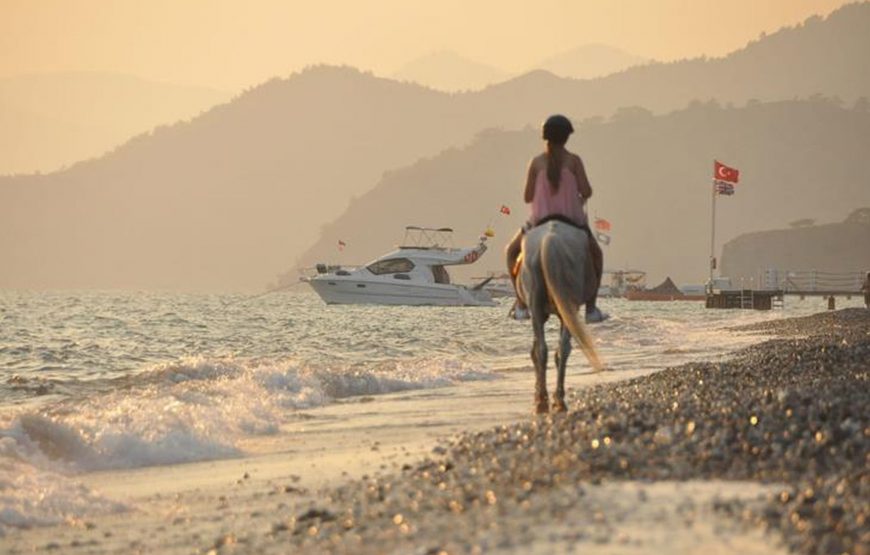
xmin=298 ymin=264 xmax=361 ymax=279
xmin=400 ymin=226 xmax=455 ymax=249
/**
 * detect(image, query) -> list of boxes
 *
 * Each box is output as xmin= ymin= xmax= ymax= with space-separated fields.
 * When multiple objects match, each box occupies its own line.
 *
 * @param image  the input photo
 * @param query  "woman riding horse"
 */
xmin=505 ymin=114 xmax=606 ymax=323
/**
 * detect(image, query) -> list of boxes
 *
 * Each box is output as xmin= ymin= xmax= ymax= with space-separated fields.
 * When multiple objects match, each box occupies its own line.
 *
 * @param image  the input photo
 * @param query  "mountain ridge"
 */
xmin=391 ymin=43 xmax=648 ymax=92
xmin=536 ymin=43 xmax=648 ymax=80
xmin=720 ymin=209 xmax=870 ymax=285
xmin=1 ymin=3 xmax=868 ymax=290
xmin=392 ymin=50 xmax=510 ymax=92
xmin=0 ymin=71 xmax=230 ymax=176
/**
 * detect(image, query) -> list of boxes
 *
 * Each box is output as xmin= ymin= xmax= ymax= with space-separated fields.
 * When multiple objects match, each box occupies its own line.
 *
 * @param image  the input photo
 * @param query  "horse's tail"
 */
xmin=540 ymin=232 xmax=603 ymax=372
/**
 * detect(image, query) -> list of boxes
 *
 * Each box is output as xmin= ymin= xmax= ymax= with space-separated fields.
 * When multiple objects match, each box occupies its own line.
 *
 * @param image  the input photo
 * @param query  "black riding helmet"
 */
xmin=542 ymin=114 xmax=574 ymax=143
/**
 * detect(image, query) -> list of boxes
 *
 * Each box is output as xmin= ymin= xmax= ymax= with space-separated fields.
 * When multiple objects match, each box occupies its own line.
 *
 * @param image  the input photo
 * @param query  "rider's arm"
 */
xmin=573 ymin=155 xmax=592 ymax=199
xmin=523 ymin=159 xmax=537 ymax=203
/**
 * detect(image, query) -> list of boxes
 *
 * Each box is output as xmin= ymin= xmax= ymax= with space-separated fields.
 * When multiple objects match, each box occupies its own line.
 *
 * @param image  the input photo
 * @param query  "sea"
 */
xmin=0 ymin=289 xmax=862 ymax=532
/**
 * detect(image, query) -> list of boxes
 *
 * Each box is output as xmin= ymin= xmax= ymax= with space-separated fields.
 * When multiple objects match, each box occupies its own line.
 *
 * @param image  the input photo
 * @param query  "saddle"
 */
xmin=511 ymin=215 xmax=593 ymax=279
xmin=535 ymin=214 xmax=592 ymax=235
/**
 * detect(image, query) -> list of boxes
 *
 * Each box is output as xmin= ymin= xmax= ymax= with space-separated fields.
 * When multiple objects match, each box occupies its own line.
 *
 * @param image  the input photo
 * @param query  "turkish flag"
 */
xmin=714 ymin=161 xmax=739 ymax=183
xmin=594 ymin=217 xmax=612 ymax=232
xmin=499 ymin=205 xmax=511 ymax=215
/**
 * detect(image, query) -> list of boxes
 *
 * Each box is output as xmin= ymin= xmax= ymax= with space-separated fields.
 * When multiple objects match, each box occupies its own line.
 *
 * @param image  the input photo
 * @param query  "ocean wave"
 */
xmin=0 ymin=356 xmax=495 ymax=473
xmin=0 ymin=355 xmax=495 ymax=531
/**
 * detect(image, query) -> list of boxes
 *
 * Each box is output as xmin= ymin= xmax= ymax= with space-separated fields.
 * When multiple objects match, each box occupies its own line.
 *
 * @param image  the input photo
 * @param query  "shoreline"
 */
xmin=3 ymin=308 xmax=867 ymax=554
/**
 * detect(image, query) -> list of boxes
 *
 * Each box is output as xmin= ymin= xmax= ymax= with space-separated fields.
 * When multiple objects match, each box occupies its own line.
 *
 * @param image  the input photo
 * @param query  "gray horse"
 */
xmin=517 ymin=219 xmax=603 ymax=414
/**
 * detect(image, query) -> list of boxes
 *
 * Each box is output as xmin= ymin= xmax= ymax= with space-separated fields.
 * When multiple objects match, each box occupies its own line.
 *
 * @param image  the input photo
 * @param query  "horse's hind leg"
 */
xmin=531 ymin=315 xmax=549 ymax=414
xmin=553 ymin=324 xmax=571 ymax=412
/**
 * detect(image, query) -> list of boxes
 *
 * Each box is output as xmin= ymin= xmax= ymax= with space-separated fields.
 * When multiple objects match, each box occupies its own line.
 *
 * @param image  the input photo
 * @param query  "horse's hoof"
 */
xmin=585 ymin=307 xmax=610 ymax=324
xmin=552 ymin=400 xmax=568 ymax=413
xmin=509 ymin=302 xmax=530 ymax=321
xmin=535 ymin=401 xmax=549 ymax=415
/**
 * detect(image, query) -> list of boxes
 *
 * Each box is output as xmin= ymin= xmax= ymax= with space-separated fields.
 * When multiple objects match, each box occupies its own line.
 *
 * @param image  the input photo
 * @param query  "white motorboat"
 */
xmin=304 ymin=227 xmax=496 ymax=306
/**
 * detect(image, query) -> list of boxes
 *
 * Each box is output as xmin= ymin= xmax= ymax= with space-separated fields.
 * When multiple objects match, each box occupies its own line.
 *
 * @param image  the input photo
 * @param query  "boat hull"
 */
xmin=307 ymin=277 xmax=495 ymax=306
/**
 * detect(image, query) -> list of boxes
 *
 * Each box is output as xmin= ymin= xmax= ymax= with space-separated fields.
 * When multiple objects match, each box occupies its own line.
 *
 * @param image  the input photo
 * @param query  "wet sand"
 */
xmin=3 ymin=308 xmax=867 ymax=554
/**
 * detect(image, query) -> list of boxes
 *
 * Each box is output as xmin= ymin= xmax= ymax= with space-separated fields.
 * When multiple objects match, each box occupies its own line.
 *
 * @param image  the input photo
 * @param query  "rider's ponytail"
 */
xmin=546 ymin=143 xmax=564 ymax=192
xmin=541 ymin=115 xmax=574 ymax=192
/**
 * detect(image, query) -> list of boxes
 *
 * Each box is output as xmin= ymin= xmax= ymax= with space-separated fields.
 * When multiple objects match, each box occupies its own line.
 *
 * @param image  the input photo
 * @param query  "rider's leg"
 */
xmin=506 ymin=228 xmax=525 ymax=307
xmin=585 ymin=231 xmax=608 ymax=322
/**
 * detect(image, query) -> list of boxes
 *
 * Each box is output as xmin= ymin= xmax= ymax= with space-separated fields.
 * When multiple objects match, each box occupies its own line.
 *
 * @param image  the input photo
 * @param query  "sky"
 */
xmin=0 ymin=0 xmax=858 ymax=90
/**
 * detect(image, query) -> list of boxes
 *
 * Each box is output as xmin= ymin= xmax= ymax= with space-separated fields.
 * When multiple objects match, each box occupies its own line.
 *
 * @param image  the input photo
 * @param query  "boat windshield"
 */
xmin=432 ymin=265 xmax=450 ymax=284
xmin=367 ymin=258 xmax=415 ymax=275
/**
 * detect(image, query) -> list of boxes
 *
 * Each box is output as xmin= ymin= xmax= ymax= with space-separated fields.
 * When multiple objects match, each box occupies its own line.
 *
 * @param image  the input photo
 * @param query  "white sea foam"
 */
xmin=0 ymin=356 xmax=494 ymax=471
xmin=0 ymin=446 xmax=126 ymax=535
xmin=0 ymin=354 xmax=495 ymax=531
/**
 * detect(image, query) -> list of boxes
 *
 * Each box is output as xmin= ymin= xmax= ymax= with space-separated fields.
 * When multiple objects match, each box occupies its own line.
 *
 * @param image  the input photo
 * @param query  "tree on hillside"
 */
xmin=845 ymin=207 xmax=870 ymax=224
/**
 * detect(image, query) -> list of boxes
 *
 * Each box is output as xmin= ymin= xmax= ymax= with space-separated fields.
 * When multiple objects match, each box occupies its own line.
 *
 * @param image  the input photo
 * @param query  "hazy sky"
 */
xmin=1 ymin=0 xmax=857 ymax=90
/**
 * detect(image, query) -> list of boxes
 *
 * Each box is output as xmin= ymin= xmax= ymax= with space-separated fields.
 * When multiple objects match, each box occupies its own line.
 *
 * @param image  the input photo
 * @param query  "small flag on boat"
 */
xmin=594 ymin=217 xmax=612 ymax=232
xmin=713 ymin=180 xmax=735 ymax=196
xmin=713 ymin=160 xmax=739 ymax=183
xmin=499 ymin=205 xmax=511 ymax=215
xmin=337 ymin=239 xmax=347 ymax=251
xmin=484 ymin=227 xmax=495 ymax=238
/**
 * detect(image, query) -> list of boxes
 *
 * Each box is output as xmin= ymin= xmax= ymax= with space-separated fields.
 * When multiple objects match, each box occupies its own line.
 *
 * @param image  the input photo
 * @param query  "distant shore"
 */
xmin=4 ymin=308 xmax=867 ymax=554
xmin=273 ymin=308 xmax=868 ymax=554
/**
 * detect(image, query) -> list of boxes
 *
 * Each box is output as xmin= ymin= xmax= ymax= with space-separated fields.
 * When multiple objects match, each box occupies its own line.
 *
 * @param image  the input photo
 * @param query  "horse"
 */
xmin=516 ymin=218 xmax=604 ymax=414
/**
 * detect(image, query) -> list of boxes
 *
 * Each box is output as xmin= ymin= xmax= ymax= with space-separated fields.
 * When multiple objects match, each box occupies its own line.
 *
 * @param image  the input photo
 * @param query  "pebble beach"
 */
xmin=273 ymin=308 xmax=869 ymax=554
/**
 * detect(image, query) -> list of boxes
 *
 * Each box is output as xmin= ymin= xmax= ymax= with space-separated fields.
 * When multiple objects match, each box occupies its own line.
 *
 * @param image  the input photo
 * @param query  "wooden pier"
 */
xmin=706 ymin=288 xmax=863 ymax=310
xmin=706 ymin=289 xmax=784 ymax=310
xmin=782 ymin=290 xmax=860 ymax=298
xmin=706 ymin=270 xmax=865 ymax=310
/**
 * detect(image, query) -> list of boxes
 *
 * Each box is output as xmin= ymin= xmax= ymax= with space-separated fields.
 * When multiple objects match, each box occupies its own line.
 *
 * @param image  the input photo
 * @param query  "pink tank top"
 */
xmin=530 ymin=167 xmax=587 ymax=227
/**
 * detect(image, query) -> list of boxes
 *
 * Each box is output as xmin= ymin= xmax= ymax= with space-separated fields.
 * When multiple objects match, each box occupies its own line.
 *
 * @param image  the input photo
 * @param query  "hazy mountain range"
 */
xmin=0 ymin=68 xmax=490 ymax=290
xmin=0 ymin=72 xmax=230 ymax=176
xmin=2 ymin=44 xmax=645 ymax=176
xmin=1 ymin=3 xmax=868 ymax=291
xmin=392 ymin=44 xmax=647 ymax=92
xmin=392 ymin=51 xmax=510 ymax=92
xmin=536 ymin=44 xmax=648 ymax=80
xmin=294 ymin=99 xmax=870 ymax=287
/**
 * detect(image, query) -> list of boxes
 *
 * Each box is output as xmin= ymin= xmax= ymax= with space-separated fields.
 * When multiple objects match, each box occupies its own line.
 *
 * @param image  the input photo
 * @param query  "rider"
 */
xmin=506 ymin=114 xmax=606 ymax=323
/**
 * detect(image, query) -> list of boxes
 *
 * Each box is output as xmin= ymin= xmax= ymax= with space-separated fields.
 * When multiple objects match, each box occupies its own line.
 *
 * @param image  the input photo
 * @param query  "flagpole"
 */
xmin=708 ymin=171 xmax=717 ymax=294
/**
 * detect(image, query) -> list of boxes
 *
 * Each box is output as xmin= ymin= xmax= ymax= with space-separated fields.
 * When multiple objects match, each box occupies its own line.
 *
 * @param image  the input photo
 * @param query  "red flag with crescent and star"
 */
xmin=713 ymin=160 xmax=739 ymax=183
xmin=594 ymin=217 xmax=612 ymax=232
